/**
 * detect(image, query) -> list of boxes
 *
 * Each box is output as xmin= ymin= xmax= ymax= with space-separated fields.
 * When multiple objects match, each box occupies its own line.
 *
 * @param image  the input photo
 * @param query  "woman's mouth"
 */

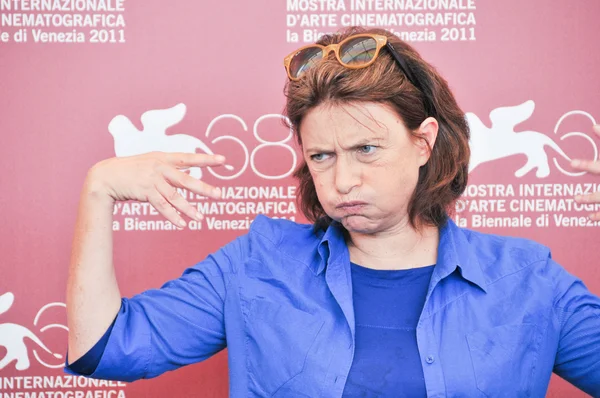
xmin=336 ymin=201 xmax=368 ymax=212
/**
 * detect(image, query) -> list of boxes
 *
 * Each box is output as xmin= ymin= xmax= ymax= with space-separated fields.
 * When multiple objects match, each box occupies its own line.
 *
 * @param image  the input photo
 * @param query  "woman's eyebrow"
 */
xmin=305 ymin=136 xmax=384 ymax=153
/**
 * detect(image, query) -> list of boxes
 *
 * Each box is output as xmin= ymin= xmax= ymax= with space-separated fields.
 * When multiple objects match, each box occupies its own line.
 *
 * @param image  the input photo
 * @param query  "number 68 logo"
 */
xmin=205 ymin=114 xmax=298 ymax=181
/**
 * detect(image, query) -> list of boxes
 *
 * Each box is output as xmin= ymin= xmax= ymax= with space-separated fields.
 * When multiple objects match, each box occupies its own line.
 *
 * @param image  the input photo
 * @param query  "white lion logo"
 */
xmin=0 ymin=292 xmax=62 ymax=371
xmin=108 ymin=103 xmax=234 ymax=179
xmin=466 ymin=100 xmax=575 ymax=178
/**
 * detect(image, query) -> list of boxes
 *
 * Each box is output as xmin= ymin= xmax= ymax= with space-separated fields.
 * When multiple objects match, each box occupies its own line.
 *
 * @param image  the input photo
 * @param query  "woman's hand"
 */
xmin=571 ymin=125 xmax=600 ymax=220
xmin=87 ymin=151 xmax=226 ymax=228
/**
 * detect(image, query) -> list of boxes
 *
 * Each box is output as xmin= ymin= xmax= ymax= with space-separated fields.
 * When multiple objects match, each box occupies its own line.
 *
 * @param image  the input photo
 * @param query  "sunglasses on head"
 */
xmin=283 ymin=33 xmax=432 ymax=116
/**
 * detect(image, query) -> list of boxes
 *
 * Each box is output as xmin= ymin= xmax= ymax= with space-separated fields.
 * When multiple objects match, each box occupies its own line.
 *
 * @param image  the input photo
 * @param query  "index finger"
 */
xmin=165 ymin=152 xmax=226 ymax=168
xmin=570 ymin=159 xmax=600 ymax=174
xmin=570 ymin=125 xmax=600 ymax=173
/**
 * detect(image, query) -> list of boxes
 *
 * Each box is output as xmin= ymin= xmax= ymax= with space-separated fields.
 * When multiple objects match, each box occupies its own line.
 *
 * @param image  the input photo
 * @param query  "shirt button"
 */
xmin=426 ymin=355 xmax=435 ymax=364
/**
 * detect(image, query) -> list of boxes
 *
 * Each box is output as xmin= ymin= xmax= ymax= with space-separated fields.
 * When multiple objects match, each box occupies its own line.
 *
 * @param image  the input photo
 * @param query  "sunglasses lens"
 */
xmin=340 ymin=37 xmax=378 ymax=66
xmin=290 ymin=47 xmax=323 ymax=79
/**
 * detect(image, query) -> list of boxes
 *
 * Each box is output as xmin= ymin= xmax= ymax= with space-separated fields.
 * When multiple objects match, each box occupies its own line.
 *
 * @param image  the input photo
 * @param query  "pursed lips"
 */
xmin=336 ymin=201 xmax=368 ymax=213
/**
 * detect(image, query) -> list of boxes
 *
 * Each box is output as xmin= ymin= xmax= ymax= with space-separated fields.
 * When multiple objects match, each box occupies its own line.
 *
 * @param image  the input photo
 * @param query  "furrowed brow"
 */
xmin=343 ymin=137 xmax=383 ymax=150
xmin=305 ymin=136 xmax=384 ymax=154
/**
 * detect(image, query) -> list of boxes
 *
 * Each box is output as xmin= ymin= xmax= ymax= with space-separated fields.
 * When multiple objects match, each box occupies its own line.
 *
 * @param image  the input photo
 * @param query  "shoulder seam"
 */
xmin=250 ymin=227 xmax=313 ymax=268
xmin=485 ymin=257 xmax=547 ymax=286
xmin=251 ymin=225 xmax=282 ymax=248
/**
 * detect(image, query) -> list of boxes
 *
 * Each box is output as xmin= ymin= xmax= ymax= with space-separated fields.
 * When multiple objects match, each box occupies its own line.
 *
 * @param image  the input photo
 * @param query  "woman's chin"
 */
xmin=340 ymin=215 xmax=378 ymax=233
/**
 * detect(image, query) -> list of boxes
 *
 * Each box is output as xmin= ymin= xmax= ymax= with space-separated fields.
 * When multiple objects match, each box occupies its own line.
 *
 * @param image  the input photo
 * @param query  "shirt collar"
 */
xmin=313 ymin=218 xmax=488 ymax=293
xmin=435 ymin=218 xmax=488 ymax=292
xmin=314 ymin=220 xmax=347 ymax=275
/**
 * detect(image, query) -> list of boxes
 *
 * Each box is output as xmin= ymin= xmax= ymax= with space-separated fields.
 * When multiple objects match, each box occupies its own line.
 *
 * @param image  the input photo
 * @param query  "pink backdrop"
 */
xmin=1 ymin=0 xmax=599 ymax=396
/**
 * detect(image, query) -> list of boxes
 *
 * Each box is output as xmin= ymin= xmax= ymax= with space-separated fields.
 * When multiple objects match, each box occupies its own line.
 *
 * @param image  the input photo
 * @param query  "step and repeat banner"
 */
xmin=1 ymin=0 xmax=599 ymax=397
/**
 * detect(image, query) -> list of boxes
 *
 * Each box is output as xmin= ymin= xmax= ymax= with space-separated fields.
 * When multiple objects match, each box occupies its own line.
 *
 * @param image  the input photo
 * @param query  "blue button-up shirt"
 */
xmin=65 ymin=215 xmax=600 ymax=397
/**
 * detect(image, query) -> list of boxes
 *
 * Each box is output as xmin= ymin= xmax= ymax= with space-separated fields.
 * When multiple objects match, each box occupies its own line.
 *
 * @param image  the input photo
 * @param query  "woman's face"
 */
xmin=300 ymin=101 xmax=437 ymax=234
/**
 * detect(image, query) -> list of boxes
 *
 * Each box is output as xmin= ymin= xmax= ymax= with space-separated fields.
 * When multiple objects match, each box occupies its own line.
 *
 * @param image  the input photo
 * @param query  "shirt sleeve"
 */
xmin=64 ymin=234 xmax=246 ymax=382
xmin=65 ymin=314 xmax=117 ymax=375
xmin=550 ymin=257 xmax=600 ymax=397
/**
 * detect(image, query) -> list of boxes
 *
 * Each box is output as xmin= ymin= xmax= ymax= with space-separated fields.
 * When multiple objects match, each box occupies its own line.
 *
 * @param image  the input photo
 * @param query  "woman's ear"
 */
xmin=416 ymin=117 xmax=439 ymax=165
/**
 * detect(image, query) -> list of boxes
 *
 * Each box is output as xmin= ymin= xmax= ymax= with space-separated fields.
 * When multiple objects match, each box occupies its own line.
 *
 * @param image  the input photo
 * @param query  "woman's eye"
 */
xmin=311 ymin=153 xmax=330 ymax=161
xmin=358 ymin=145 xmax=376 ymax=154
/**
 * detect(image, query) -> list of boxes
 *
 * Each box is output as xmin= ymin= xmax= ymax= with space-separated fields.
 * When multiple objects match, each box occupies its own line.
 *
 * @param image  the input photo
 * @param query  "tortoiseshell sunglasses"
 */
xmin=283 ymin=33 xmax=431 ymax=114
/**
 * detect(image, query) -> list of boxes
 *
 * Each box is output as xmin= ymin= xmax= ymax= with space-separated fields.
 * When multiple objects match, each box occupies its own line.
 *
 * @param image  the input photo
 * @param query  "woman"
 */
xmin=65 ymin=27 xmax=600 ymax=397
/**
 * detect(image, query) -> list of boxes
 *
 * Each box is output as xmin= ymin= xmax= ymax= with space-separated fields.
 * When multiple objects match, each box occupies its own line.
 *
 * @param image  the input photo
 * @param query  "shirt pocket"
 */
xmin=466 ymin=323 xmax=540 ymax=397
xmin=244 ymin=297 xmax=325 ymax=396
